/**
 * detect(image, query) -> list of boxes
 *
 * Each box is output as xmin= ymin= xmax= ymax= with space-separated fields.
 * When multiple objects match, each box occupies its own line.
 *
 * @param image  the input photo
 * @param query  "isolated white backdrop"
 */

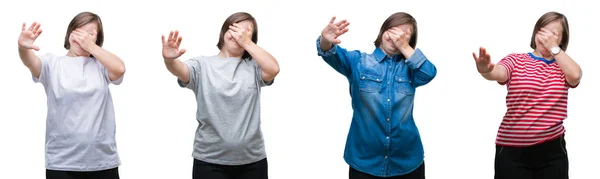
xmin=0 ymin=0 xmax=598 ymax=178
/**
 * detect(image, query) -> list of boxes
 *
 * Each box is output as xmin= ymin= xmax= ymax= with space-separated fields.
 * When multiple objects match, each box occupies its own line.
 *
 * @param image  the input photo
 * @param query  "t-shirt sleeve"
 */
xmin=255 ymin=62 xmax=273 ymax=87
xmin=497 ymin=54 xmax=519 ymax=86
xmin=32 ymin=53 xmax=55 ymax=85
xmin=177 ymin=58 xmax=201 ymax=90
xmin=101 ymin=65 xmax=124 ymax=85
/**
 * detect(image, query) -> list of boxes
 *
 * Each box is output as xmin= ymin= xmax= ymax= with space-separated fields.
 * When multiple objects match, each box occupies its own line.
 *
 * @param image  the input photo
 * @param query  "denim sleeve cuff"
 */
xmin=316 ymin=36 xmax=337 ymax=57
xmin=405 ymin=48 xmax=426 ymax=69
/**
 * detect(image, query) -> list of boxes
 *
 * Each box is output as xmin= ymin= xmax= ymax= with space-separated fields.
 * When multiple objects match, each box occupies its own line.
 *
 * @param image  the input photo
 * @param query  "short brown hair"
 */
xmin=374 ymin=12 xmax=418 ymax=48
xmin=64 ymin=12 xmax=104 ymax=50
xmin=216 ymin=12 xmax=258 ymax=60
xmin=530 ymin=11 xmax=570 ymax=51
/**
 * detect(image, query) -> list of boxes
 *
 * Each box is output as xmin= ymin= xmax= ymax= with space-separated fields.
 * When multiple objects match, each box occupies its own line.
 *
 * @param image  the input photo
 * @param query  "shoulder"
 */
xmin=503 ymin=53 xmax=528 ymax=60
xmin=39 ymin=53 xmax=58 ymax=62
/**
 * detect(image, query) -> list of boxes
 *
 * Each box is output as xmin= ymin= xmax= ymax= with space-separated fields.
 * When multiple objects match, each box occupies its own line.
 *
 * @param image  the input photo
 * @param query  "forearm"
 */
xmin=554 ymin=52 xmax=582 ymax=86
xmin=89 ymin=46 xmax=125 ymax=80
xmin=18 ymin=46 xmax=41 ymax=77
xmin=164 ymin=58 xmax=189 ymax=82
xmin=399 ymin=45 xmax=415 ymax=59
xmin=244 ymin=42 xmax=280 ymax=81
xmin=480 ymin=65 xmax=507 ymax=83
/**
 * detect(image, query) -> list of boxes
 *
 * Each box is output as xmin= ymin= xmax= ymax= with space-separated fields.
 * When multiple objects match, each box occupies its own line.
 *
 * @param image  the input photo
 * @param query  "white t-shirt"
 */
xmin=33 ymin=53 xmax=123 ymax=171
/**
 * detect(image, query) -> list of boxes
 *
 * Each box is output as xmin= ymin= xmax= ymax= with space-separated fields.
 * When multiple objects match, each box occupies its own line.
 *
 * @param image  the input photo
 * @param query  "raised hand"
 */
xmin=473 ymin=47 xmax=495 ymax=74
xmin=162 ymin=30 xmax=186 ymax=60
xmin=537 ymin=28 xmax=559 ymax=51
xmin=18 ymin=22 xmax=43 ymax=51
xmin=228 ymin=23 xmax=253 ymax=48
xmin=321 ymin=16 xmax=350 ymax=44
xmin=70 ymin=29 xmax=97 ymax=52
xmin=387 ymin=27 xmax=411 ymax=50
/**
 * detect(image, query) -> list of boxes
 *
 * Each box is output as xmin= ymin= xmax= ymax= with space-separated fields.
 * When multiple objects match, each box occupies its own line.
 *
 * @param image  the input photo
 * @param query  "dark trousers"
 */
xmin=349 ymin=162 xmax=425 ymax=179
xmin=495 ymin=135 xmax=569 ymax=179
xmin=193 ymin=158 xmax=268 ymax=179
xmin=46 ymin=167 xmax=119 ymax=179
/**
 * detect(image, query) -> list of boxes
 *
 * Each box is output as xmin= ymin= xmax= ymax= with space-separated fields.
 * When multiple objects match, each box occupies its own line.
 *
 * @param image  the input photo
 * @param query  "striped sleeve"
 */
xmin=497 ymin=54 xmax=520 ymax=85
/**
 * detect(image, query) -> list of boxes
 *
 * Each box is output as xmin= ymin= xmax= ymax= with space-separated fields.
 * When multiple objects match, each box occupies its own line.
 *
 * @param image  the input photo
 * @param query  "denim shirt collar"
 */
xmin=373 ymin=47 xmax=402 ymax=62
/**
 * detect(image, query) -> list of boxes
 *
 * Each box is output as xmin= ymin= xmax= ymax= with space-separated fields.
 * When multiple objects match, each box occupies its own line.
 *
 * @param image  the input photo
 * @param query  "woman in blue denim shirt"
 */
xmin=316 ymin=12 xmax=437 ymax=179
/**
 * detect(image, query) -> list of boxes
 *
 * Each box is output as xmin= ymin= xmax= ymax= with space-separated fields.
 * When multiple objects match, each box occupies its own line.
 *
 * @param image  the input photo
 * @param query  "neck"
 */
xmin=380 ymin=47 xmax=399 ymax=57
xmin=532 ymin=50 xmax=553 ymax=60
xmin=66 ymin=50 xmax=90 ymax=58
xmin=218 ymin=49 xmax=244 ymax=59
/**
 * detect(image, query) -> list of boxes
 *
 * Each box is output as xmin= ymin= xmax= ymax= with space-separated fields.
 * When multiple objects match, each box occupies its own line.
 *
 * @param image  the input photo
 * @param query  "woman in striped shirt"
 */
xmin=472 ymin=11 xmax=582 ymax=179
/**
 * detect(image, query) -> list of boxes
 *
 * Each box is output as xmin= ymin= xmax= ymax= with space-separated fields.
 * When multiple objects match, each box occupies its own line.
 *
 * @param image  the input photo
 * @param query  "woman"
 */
xmin=316 ymin=12 xmax=437 ymax=179
xmin=472 ymin=11 xmax=581 ymax=179
xmin=161 ymin=12 xmax=280 ymax=179
xmin=18 ymin=12 xmax=126 ymax=179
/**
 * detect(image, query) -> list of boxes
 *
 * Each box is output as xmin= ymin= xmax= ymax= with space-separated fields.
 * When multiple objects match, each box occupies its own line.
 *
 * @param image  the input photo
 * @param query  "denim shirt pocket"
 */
xmin=358 ymin=74 xmax=383 ymax=93
xmin=394 ymin=76 xmax=415 ymax=95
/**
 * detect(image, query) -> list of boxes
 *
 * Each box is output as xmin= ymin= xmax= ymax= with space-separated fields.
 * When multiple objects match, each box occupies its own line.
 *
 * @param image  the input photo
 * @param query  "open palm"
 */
xmin=18 ymin=22 xmax=43 ymax=51
xmin=473 ymin=47 xmax=494 ymax=73
xmin=321 ymin=16 xmax=350 ymax=44
xmin=162 ymin=30 xmax=186 ymax=60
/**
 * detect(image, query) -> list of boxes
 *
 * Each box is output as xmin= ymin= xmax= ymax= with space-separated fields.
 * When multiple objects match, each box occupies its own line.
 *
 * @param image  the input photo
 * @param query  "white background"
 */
xmin=1 ymin=0 xmax=598 ymax=178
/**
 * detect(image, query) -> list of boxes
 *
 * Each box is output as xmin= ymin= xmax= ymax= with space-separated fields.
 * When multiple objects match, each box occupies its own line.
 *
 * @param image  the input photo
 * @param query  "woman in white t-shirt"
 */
xmin=17 ymin=11 xmax=125 ymax=179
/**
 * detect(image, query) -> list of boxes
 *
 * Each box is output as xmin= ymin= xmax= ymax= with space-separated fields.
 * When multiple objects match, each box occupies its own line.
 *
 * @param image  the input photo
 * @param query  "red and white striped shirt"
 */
xmin=496 ymin=52 xmax=576 ymax=147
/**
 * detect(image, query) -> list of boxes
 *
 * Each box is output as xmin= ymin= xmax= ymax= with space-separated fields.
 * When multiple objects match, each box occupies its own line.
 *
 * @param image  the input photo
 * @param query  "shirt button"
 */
xmin=385 ymin=156 xmax=388 ymax=158
xmin=387 ymin=81 xmax=390 ymax=84
xmin=389 ymin=66 xmax=392 ymax=68
xmin=376 ymin=79 xmax=380 ymax=82
xmin=386 ymin=136 xmax=390 ymax=140
xmin=387 ymin=118 xmax=390 ymax=121
xmin=387 ymin=99 xmax=390 ymax=102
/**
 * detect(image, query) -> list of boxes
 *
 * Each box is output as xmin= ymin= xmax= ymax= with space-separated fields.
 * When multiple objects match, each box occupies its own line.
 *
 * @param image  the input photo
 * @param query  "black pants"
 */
xmin=495 ymin=135 xmax=569 ymax=179
xmin=349 ymin=162 xmax=425 ymax=179
xmin=46 ymin=167 xmax=119 ymax=179
xmin=193 ymin=158 xmax=268 ymax=179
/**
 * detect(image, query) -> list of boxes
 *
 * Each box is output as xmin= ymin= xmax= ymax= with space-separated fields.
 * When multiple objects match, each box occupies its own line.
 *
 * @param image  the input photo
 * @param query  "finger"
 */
xmin=161 ymin=35 xmax=166 ymax=44
xmin=334 ymin=19 xmax=347 ymax=27
xmin=179 ymin=48 xmax=187 ymax=55
xmin=71 ymin=30 xmax=83 ymax=37
xmin=339 ymin=27 xmax=349 ymax=35
xmin=228 ymin=29 xmax=238 ymax=38
xmin=168 ymin=31 xmax=175 ymax=41
xmin=177 ymin=36 xmax=183 ymax=46
xmin=22 ymin=22 xmax=26 ymax=31
xmin=388 ymin=29 xmax=400 ymax=36
xmin=332 ymin=39 xmax=341 ymax=44
xmin=229 ymin=25 xmax=243 ymax=32
xmin=479 ymin=47 xmax=486 ymax=57
xmin=339 ymin=21 xmax=350 ymax=30
xmin=173 ymin=30 xmax=180 ymax=40
xmin=32 ymin=45 xmax=40 ymax=51
xmin=329 ymin=16 xmax=336 ymax=24
xmin=28 ymin=22 xmax=37 ymax=31
xmin=36 ymin=29 xmax=43 ymax=36
xmin=482 ymin=47 xmax=488 ymax=57
xmin=33 ymin=23 xmax=41 ymax=33
xmin=472 ymin=52 xmax=478 ymax=61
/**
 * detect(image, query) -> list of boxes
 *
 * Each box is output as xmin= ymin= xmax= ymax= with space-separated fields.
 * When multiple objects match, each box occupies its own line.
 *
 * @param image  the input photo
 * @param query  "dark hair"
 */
xmin=530 ymin=11 xmax=570 ymax=51
xmin=374 ymin=12 xmax=418 ymax=49
xmin=216 ymin=12 xmax=258 ymax=60
xmin=64 ymin=12 xmax=104 ymax=50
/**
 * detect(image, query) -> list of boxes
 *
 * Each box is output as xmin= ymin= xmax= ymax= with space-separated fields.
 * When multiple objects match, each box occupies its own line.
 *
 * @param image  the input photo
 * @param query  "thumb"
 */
xmin=32 ymin=45 xmax=40 ymax=51
xmin=472 ymin=52 xmax=478 ymax=61
xmin=179 ymin=49 xmax=187 ymax=55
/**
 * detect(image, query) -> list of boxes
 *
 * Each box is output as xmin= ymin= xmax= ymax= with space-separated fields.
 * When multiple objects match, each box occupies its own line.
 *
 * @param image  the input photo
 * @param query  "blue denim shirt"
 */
xmin=316 ymin=37 xmax=437 ymax=177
